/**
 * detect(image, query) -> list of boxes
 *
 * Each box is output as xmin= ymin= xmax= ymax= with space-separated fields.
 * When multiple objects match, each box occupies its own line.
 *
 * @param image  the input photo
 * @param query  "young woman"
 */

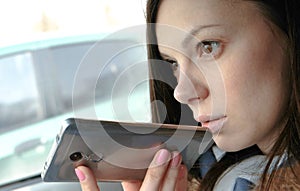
xmin=76 ymin=0 xmax=300 ymax=190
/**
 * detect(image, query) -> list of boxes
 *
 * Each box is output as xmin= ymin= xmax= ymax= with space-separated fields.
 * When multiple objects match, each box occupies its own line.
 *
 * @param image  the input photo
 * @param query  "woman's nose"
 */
xmin=173 ymin=69 xmax=209 ymax=104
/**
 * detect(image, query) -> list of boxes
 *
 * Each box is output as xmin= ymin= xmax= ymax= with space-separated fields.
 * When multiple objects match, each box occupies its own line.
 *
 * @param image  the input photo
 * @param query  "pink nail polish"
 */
xmin=171 ymin=152 xmax=181 ymax=167
xmin=178 ymin=165 xmax=186 ymax=179
xmin=156 ymin=149 xmax=170 ymax=165
xmin=75 ymin=168 xmax=86 ymax=181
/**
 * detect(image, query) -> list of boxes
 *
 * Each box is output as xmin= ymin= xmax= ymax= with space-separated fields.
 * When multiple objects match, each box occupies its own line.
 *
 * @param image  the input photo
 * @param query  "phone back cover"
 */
xmin=41 ymin=118 xmax=212 ymax=182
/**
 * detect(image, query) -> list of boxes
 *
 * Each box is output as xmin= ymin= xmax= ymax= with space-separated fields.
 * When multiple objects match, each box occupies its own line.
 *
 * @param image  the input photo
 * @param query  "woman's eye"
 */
xmin=197 ymin=41 xmax=221 ymax=58
xmin=165 ymin=59 xmax=179 ymax=72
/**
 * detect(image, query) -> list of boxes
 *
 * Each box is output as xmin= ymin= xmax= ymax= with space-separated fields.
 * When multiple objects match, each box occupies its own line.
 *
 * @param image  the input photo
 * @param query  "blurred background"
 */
xmin=0 ymin=0 xmax=146 ymax=47
xmin=0 ymin=0 xmax=150 ymax=190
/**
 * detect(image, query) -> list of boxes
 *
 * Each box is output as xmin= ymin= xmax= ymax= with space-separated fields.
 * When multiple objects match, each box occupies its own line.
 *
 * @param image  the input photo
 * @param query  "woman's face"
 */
xmin=155 ymin=0 xmax=290 ymax=152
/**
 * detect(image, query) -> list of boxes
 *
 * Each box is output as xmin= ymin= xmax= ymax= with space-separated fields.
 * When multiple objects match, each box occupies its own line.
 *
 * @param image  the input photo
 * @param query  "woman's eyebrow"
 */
xmin=182 ymin=24 xmax=222 ymax=48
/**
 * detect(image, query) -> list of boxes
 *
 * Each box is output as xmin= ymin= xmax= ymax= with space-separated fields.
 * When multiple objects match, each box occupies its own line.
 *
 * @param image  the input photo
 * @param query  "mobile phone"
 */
xmin=41 ymin=118 xmax=212 ymax=182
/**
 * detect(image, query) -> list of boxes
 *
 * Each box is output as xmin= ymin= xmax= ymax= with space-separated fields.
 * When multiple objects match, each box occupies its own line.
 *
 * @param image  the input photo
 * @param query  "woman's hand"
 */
xmin=75 ymin=149 xmax=188 ymax=191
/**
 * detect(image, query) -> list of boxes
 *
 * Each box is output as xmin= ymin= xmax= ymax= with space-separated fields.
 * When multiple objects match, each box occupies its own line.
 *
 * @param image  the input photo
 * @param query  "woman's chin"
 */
xmin=213 ymin=136 xmax=250 ymax=152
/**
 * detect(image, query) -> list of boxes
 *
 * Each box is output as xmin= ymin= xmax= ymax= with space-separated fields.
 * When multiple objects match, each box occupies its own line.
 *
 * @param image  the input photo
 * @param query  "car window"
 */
xmin=0 ymin=1 xmax=148 ymax=190
xmin=0 ymin=52 xmax=43 ymax=132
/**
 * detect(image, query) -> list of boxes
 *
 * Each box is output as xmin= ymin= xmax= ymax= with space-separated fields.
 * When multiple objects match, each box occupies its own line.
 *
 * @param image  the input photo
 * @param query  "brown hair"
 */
xmin=146 ymin=0 xmax=300 ymax=190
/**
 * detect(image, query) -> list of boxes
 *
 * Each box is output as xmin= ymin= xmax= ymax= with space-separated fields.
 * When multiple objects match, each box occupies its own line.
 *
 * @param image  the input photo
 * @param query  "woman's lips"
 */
xmin=196 ymin=116 xmax=227 ymax=134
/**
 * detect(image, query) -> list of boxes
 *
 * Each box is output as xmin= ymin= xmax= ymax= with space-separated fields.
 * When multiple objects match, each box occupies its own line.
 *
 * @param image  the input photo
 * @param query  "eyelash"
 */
xmin=165 ymin=59 xmax=179 ymax=72
xmin=197 ymin=41 xmax=222 ymax=59
xmin=163 ymin=40 xmax=222 ymax=71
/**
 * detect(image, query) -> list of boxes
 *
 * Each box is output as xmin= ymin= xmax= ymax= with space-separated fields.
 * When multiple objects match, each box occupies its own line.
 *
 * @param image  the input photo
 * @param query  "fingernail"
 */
xmin=75 ymin=168 xmax=86 ymax=181
xmin=170 ymin=152 xmax=181 ymax=168
xmin=155 ymin=149 xmax=170 ymax=165
xmin=178 ymin=165 xmax=186 ymax=179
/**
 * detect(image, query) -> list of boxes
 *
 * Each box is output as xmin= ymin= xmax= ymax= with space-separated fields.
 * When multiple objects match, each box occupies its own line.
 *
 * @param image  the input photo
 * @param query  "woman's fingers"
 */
xmin=175 ymin=165 xmax=188 ymax=191
xmin=138 ymin=149 xmax=187 ymax=191
xmin=121 ymin=180 xmax=142 ymax=191
xmin=160 ymin=151 xmax=182 ymax=191
xmin=75 ymin=166 xmax=100 ymax=191
xmin=75 ymin=150 xmax=188 ymax=191
xmin=139 ymin=149 xmax=171 ymax=191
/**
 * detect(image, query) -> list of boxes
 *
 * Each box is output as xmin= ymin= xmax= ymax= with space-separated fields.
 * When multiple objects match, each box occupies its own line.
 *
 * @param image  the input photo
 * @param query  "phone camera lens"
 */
xmin=70 ymin=152 xmax=83 ymax=162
